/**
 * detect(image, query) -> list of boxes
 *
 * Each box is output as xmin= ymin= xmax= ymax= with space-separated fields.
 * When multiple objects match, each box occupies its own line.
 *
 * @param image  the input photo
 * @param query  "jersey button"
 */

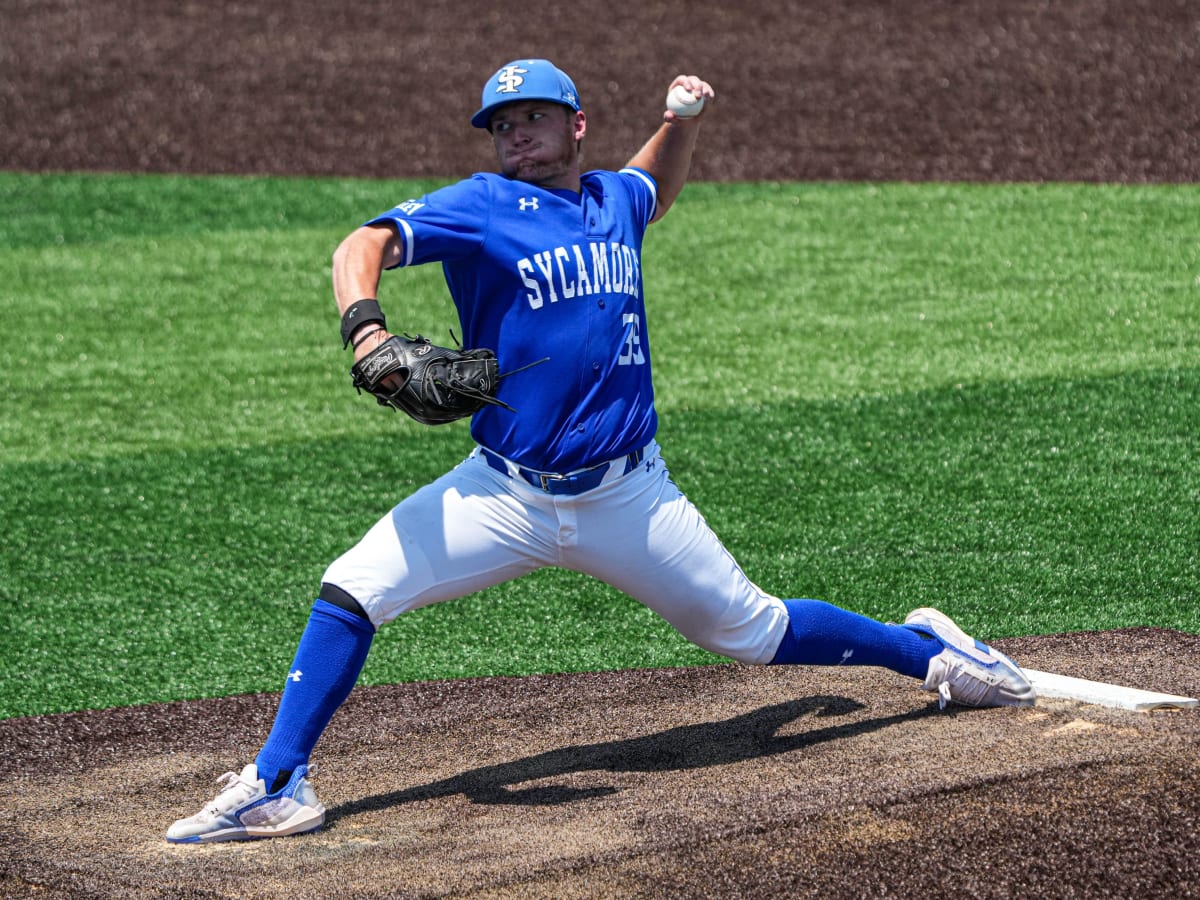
xmin=598 ymin=299 xmax=606 ymax=309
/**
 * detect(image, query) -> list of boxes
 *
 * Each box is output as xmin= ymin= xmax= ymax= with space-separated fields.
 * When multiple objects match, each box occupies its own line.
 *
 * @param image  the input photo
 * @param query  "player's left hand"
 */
xmin=351 ymin=333 xmax=508 ymax=426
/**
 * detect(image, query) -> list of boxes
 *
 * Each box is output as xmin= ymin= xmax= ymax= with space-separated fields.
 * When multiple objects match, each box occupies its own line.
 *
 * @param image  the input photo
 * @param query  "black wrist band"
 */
xmin=341 ymin=299 xmax=386 ymax=348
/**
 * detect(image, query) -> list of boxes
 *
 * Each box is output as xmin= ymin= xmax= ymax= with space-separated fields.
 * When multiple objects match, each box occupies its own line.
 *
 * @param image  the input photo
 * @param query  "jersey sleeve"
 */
xmin=616 ymin=166 xmax=658 ymax=229
xmin=364 ymin=175 xmax=493 ymax=269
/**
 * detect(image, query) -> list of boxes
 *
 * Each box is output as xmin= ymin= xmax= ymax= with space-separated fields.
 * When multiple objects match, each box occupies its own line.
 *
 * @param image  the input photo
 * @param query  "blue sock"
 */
xmin=769 ymin=598 xmax=939 ymax=679
xmin=255 ymin=599 xmax=375 ymax=791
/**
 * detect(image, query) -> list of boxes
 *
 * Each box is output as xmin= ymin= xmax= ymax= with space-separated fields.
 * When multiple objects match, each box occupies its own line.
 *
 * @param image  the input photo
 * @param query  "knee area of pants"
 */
xmin=318 ymin=582 xmax=373 ymax=623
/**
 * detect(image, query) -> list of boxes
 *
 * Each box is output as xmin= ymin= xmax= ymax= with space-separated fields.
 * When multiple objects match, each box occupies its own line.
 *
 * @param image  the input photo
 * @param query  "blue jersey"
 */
xmin=367 ymin=168 xmax=659 ymax=472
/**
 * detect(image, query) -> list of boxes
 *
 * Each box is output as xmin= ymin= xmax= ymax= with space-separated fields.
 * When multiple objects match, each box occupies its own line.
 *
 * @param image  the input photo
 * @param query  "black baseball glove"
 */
xmin=351 ymin=334 xmax=511 ymax=426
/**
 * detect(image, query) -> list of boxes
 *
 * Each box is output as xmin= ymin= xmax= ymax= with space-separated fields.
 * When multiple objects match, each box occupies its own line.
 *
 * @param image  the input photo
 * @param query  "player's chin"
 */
xmin=504 ymin=162 xmax=549 ymax=184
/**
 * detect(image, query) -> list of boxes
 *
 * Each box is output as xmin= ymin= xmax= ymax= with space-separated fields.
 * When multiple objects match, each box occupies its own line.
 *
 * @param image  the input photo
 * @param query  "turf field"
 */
xmin=2 ymin=173 xmax=1197 ymax=718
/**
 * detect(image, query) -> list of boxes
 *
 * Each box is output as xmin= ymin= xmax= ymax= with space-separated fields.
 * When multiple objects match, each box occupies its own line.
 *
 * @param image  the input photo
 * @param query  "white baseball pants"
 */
xmin=322 ymin=442 xmax=789 ymax=665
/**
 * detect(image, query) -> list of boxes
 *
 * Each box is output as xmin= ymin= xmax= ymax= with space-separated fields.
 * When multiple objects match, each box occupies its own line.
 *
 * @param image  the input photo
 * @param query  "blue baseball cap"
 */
xmin=471 ymin=59 xmax=581 ymax=129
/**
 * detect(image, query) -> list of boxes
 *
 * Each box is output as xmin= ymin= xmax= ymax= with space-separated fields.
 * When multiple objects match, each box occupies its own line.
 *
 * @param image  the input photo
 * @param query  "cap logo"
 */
xmin=496 ymin=65 xmax=528 ymax=95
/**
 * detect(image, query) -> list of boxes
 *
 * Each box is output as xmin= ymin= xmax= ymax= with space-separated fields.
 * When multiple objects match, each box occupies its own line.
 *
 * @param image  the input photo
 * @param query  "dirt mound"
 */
xmin=3 ymin=630 xmax=1198 ymax=898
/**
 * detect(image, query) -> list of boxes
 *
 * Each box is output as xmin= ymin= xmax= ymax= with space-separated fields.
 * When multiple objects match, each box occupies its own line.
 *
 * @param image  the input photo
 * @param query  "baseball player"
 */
xmin=166 ymin=60 xmax=1034 ymax=844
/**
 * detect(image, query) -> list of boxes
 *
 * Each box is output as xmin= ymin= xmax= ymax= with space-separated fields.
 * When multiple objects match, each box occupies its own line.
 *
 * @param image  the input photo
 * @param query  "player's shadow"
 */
xmin=332 ymin=695 xmax=940 ymax=820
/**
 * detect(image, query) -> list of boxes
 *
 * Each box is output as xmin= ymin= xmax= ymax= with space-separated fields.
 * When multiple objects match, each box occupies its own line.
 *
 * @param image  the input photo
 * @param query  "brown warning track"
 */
xmin=2 ymin=0 xmax=1196 ymax=181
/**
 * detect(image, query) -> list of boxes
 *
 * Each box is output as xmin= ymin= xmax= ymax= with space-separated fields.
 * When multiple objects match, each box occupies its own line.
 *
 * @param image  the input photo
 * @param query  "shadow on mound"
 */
xmin=337 ymin=695 xmax=943 ymax=812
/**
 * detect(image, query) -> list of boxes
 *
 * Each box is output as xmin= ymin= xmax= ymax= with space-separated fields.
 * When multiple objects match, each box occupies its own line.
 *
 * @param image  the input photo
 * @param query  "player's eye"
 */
xmin=493 ymin=121 xmax=512 ymax=133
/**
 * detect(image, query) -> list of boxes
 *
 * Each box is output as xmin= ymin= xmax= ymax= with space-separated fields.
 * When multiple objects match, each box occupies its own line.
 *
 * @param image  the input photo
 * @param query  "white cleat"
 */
xmin=165 ymin=763 xmax=325 ymax=844
xmin=904 ymin=607 xmax=1036 ymax=709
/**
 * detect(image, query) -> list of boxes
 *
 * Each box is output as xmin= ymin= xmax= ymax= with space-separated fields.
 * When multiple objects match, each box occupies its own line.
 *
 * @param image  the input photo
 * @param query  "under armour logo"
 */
xmin=496 ymin=65 xmax=528 ymax=94
xmin=288 ymin=670 xmax=303 ymax=682
xmin=518 ymin=197 xmax=540 ymax=211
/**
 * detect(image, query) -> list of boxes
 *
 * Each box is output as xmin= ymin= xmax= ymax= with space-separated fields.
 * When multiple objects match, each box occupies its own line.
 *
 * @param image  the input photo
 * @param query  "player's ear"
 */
xmin=572 ymin=110 xmax=587 ymax=143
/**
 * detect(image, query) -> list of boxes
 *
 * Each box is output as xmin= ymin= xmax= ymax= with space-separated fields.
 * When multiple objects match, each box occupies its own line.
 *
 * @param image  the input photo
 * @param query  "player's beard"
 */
xmin=502 ymin=130 xmax=581 ymax=188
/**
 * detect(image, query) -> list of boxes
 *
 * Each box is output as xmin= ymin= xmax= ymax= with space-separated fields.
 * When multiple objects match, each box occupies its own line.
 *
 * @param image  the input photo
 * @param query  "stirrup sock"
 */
xmin=768 ymin=598 xmax=938 ymax=679
xmin=255 ymin=598 xmax=375 ymax=791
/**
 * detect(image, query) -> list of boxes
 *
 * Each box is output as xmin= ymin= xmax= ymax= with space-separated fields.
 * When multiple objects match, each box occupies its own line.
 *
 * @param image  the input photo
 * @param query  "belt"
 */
xmin=480 ymin=445 xmax=648 ymax=496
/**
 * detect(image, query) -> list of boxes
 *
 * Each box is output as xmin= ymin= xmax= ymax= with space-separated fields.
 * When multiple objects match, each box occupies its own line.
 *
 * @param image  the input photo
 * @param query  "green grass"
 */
xmin=2 ymin=173 xmax=1197 ymax=718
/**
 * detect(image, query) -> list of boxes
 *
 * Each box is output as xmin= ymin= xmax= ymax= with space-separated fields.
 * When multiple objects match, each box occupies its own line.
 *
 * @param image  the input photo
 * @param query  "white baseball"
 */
xmin=666 ymin=84 xmax=705 ymax=118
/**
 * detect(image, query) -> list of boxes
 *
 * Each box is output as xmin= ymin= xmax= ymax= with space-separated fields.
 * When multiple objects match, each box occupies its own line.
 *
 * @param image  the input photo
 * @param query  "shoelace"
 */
xmin=205 ymin=769 xmax=260 ymax=815
xmin=937 ymin=681 xmax=953 ymax=710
